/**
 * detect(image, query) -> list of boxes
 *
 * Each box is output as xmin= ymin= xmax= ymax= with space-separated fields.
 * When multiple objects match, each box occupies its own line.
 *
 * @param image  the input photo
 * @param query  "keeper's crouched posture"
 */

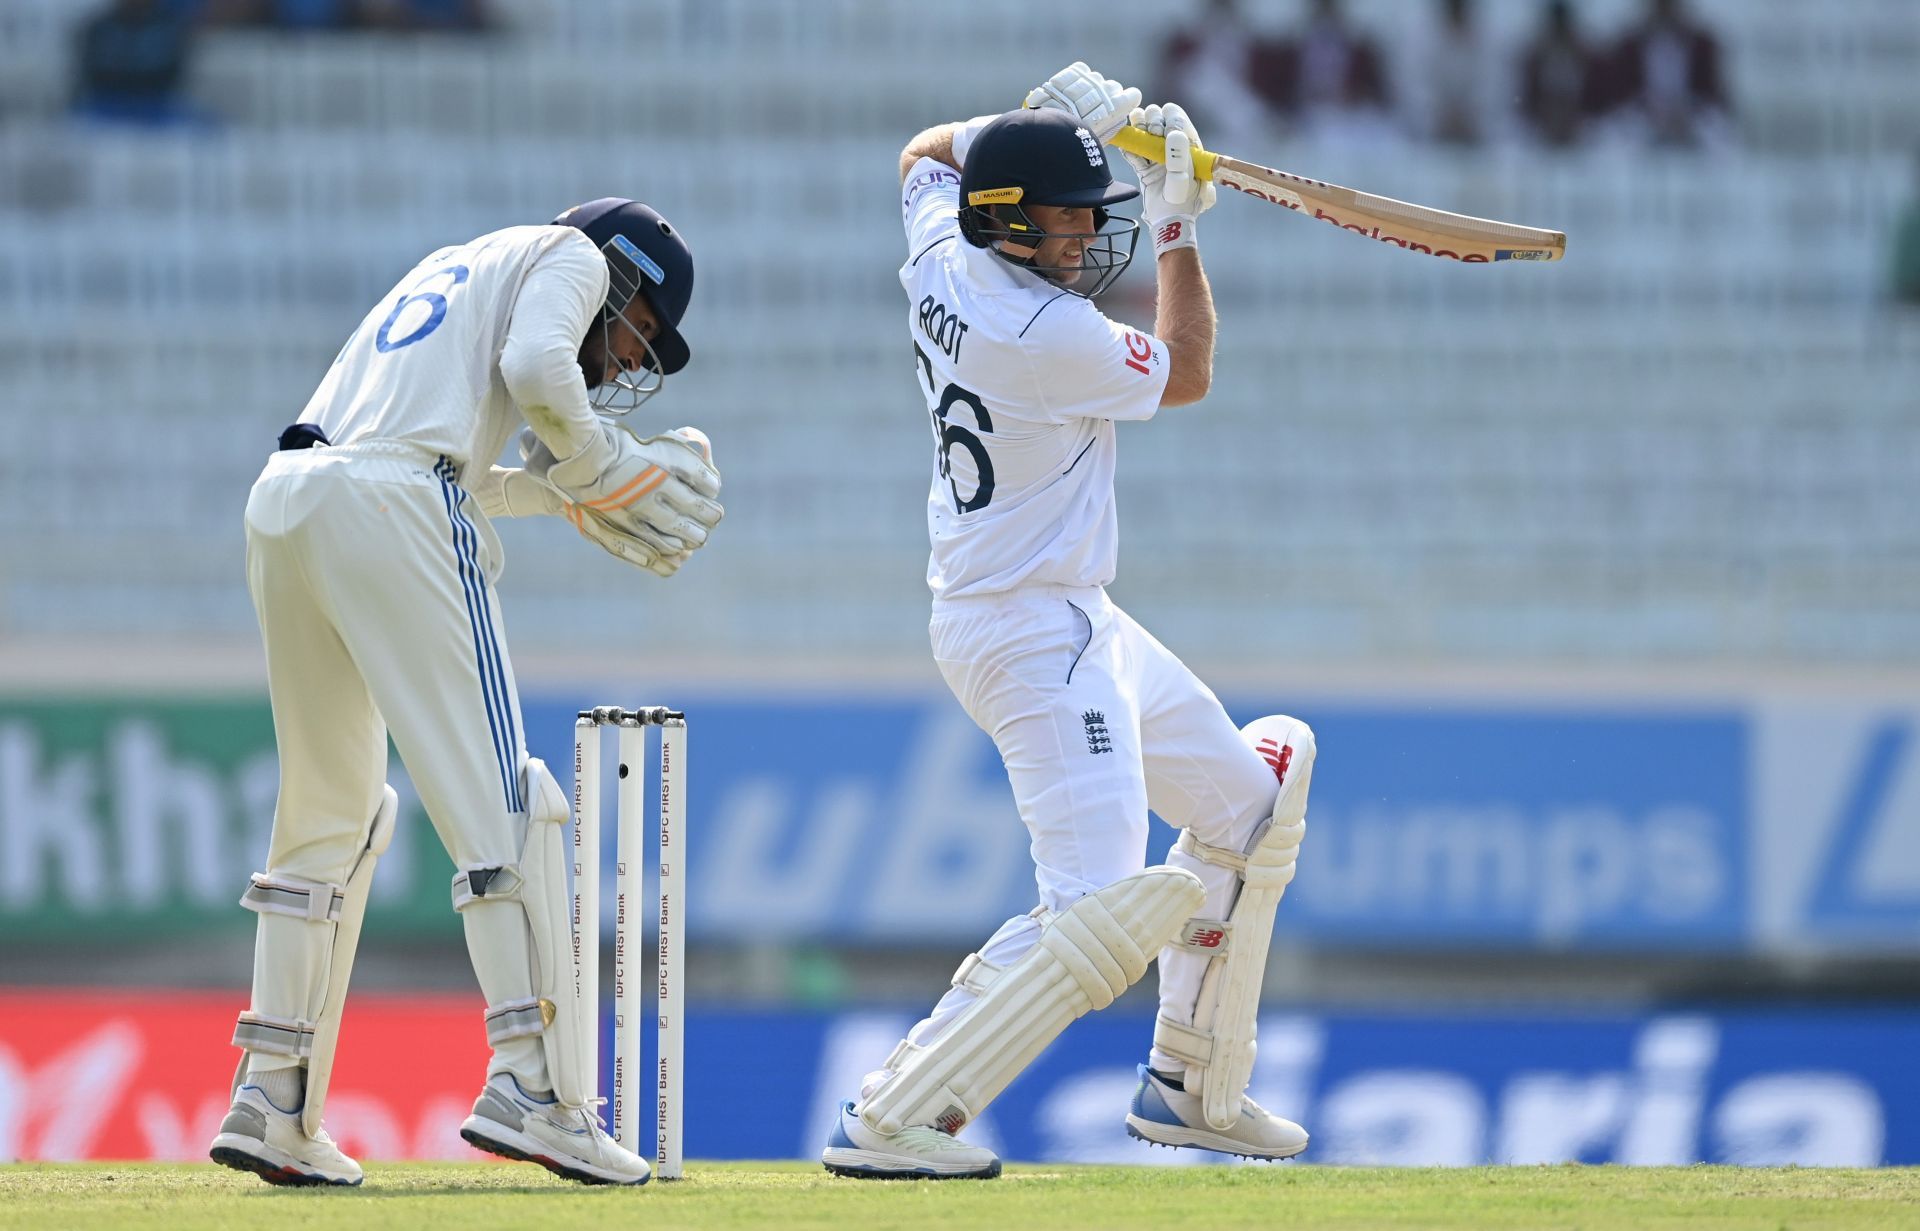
xmin=821 ymin=64 xmax=1315 ymax=1180
xmin=210 ymin=200 xmax=723 ymax=1188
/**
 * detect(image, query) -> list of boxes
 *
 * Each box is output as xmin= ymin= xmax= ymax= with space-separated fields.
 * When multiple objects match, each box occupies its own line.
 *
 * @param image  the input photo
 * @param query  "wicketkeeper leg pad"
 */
xmin=1155 ymin=714 xmax=1313 ymax=1132
xmin=452 ymin=757 xmax=589 ymax=1107
xmin=232 ymin=784 xmax=398 ymax=1137
xmin=859 ymin=865 xmax=1205 ymax=1137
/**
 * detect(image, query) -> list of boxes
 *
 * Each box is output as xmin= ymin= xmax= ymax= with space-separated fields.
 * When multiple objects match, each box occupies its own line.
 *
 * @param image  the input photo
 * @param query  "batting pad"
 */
xmin=1157 ymin=714 xmax=1313 ymax=1131
xmin=860 ymin=865 xmax=1204 ymax=1137
xmin=230 ymin=785 xmax=397 ymax=1135
xmin=300 ymin=783 xmax=397 ymax=1137
xmin=452 ymin=757 xmax=590 ymax=1108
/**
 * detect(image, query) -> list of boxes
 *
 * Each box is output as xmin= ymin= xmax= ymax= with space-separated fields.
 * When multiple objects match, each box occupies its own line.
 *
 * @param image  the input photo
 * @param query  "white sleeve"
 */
xmin=947 ymin=113 xmax=999 ymax=168
xmin=500 ymin=231 xmax=609 ymax=460
xmin=901 ymin=157 xmax=962 ymax=257
xmin=1027 ymin=301 xmax=1171 ymax=424
xmin=900 ymin=115 xmax=1001 ymax=256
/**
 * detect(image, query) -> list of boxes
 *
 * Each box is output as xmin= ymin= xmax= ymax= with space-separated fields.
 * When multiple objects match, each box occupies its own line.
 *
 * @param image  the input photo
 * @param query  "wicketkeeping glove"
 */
xmin=469 ymin=462 xmax=692 ymax=577
xmin=534 ymin=421 xmax=723 ymax=559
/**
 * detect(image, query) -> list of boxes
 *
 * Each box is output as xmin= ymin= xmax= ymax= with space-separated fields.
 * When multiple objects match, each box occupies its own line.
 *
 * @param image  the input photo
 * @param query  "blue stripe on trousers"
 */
xmin=446 ymin=464 xmax=523 ymax=811
xmin=436 ymin=457 xmax=521 ymax=814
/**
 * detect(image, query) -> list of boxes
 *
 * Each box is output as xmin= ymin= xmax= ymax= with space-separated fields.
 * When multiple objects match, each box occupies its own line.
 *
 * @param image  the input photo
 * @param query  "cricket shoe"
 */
xmin=208 ymin=1083 xmax=363 ymax=1187
xmin=1125 ymin=1064 xmax=1309 ymax=1160
xmin=459 ymin=1073 xmax=651 ymax=1185
xmin=821 ymin=1100 xmax=1001 ymax=1179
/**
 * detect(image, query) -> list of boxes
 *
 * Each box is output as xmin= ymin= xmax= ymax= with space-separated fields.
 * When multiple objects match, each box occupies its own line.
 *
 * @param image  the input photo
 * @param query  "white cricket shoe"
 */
xmin=208 ymin=1084 xmax=363 ymax=1187
xmin=459 ymin=1073 xmax=652 ymax=1186
xmin=821 ymin=1100 xmax=1001 ymax=1179
xmin=1125 ymin=1064 xmax=1309 ymax=1160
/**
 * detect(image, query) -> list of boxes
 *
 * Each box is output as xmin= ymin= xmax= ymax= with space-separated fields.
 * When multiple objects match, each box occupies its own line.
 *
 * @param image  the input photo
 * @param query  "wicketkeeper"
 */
xmin=821 ymin=64 xmax=1315 ymax=1179
xmin=209 ymin=199 xmax=722 ymax=1187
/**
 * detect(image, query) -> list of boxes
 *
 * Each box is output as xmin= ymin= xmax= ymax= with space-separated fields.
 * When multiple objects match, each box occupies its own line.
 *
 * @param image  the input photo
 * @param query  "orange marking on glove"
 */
xmin=581 ymin=466 xmax=666 ymax=511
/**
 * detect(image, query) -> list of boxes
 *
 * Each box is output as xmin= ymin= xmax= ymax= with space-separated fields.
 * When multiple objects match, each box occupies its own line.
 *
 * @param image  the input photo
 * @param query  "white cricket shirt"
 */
xmin=900 ymin=158 xmax=1171 ymax=600
xmin=296 ymin=224 xmax=609 ymax=475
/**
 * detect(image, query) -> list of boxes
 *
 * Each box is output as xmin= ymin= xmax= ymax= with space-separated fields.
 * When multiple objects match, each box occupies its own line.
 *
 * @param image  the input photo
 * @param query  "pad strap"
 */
xmin=1177 ymin=829 xmax=1248 ymax=875
xmin=1152 ymin=1012 xmax=1214 ymax=1068
xmin=233 ymin=1010 xmax=314 ymax=1059
xmin=451 ymin=864 xmax=525 ymax=912
xmin=485 ymin=996 xmax=552 ymax=1045
xmin=950 ymin=952 xmax=1004 ymax=996
xmin=240 ymin=873 xmax=345 ymax=923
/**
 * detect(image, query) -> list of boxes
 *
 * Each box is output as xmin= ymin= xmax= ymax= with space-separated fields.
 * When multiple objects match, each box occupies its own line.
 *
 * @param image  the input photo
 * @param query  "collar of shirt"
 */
xmin=957 ymin=231 xmax=1057 ymax=297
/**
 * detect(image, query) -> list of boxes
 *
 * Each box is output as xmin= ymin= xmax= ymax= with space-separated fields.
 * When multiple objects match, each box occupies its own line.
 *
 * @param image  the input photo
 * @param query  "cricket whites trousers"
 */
xmin=883 ymin=583 xmax=1286 ymax=1084
xmin=240 ymin=440 xmax=551 ymax=1090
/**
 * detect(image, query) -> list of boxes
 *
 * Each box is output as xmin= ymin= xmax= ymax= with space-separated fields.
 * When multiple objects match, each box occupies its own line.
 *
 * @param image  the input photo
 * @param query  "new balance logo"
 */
xmin=1084 ymin=710 xmax=1112 ymax=755
xmin=1156 ymin=220 xmax=1185 ymax=248
xmin=1258 ymin=737 xmax=1292 ymax=783
xmin=1187 ymin=928 xmax=1225 ymax=948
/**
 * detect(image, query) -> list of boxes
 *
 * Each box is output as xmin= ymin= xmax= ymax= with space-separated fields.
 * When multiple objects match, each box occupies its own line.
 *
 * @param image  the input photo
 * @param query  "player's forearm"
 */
xmin=901 ymin=124 xmax=962 ymax=181
xmin=899 ymin=115 xmax=1001 ymax=182
xmin=501 ymin=340 xmax=602 ymax=460
xmin=502 ymin=241 xmax=608 ymax=460
xmin=1155 ymin=247 xmax=1215 ymax=407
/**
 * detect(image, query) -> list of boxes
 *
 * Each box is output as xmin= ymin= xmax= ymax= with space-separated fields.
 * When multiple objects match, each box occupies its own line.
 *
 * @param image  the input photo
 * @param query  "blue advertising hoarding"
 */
xmin=519 ymin=694 xmax=1920 ymax=954
xmin=669 ymin=1006 xmax=1918 ymax=1166
xmin=1 ymin=692 xmax=1909 ymax=954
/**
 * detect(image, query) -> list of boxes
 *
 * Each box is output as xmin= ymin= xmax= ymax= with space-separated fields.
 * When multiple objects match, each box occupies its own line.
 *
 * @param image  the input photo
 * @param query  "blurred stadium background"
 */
xmin=1 ymin=0 xmax=1917 ymax=1170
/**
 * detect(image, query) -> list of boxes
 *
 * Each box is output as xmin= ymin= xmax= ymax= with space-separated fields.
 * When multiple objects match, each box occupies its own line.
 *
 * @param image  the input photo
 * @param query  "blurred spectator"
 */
xmin=1408 ymin=0 xmax=1497 ymax=147
xmin=1518 ymin=0 xmax=1602 ymax=148
xmin=1156 ymin=0 xmax=1279 ymax=151
xmin=1277 ymin=0 xmax=1394 ymax=144
xmin=1597 ymin=0 xmax=1733 ymax=148
xmin=72 ymin=0 xmax=215 ymax=126
xmin=1894 ymin=152 xmax=1920 ymax=309
xmin=215 ymin=0 xmax=486 ymax=29
xmin=216 ymin=0 xmax=358 ymax=28
xmin=359 ymin=0 xmax=489 ymax=32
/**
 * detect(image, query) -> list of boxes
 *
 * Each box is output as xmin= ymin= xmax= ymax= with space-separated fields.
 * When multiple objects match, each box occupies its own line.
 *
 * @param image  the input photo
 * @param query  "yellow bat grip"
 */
xmin=1108 ymin=125 xmax=1219 ymax=182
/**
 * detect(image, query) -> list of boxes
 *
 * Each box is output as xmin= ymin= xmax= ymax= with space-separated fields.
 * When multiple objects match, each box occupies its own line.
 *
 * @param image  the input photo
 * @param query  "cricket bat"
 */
xmin=1109 ymin=126 xmax=1565 ymax=264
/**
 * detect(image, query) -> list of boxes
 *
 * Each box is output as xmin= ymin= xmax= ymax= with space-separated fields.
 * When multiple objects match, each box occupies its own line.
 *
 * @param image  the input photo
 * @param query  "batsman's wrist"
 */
xmin=1150 ymin=215 xmax=1199 ymax=257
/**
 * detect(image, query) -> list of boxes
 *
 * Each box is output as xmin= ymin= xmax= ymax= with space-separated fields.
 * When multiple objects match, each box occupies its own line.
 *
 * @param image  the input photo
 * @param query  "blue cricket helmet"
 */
xmin=958 ymin=109 xmax=1141 ymax=298
xmin=553 ymin=198 xmax=693 ymax=375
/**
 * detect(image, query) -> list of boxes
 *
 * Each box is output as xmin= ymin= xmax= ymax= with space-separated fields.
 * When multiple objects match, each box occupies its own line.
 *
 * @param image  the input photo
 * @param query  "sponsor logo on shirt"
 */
xmin=1122 ymin=331 xmax=1154 ymax=375
xmin=903 ymin=167 xmax=961 ymax=210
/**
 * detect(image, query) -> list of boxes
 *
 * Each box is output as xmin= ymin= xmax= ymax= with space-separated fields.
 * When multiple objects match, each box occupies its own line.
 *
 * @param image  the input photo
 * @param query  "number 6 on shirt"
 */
xmin=917 ymin=342 xmax=996 ymax=514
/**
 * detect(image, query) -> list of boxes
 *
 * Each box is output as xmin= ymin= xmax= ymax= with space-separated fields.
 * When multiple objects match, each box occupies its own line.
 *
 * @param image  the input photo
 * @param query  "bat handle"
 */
xmin=1107 ymin=125 xmax=1219 ymax=183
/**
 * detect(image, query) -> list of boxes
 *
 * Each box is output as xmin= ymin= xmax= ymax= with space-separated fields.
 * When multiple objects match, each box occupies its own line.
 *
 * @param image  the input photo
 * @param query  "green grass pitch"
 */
xmin=3 ymin=1162 xmax=1915 ymax=1230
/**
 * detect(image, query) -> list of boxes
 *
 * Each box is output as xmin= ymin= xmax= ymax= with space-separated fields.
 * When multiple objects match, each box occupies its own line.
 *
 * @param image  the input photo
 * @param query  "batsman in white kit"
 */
xmin=821 ymin=65 xmax=1315 ymax=1179
xmin=208 ymin=198 xmax=724 ymax=1187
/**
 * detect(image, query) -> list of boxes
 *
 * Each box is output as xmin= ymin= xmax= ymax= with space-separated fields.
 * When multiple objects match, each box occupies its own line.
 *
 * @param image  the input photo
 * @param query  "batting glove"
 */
xmin=1121 ymin=103 xmax=1217 ymax=257
xmin=1023 ymin=61 xmax=1141 ymax=143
